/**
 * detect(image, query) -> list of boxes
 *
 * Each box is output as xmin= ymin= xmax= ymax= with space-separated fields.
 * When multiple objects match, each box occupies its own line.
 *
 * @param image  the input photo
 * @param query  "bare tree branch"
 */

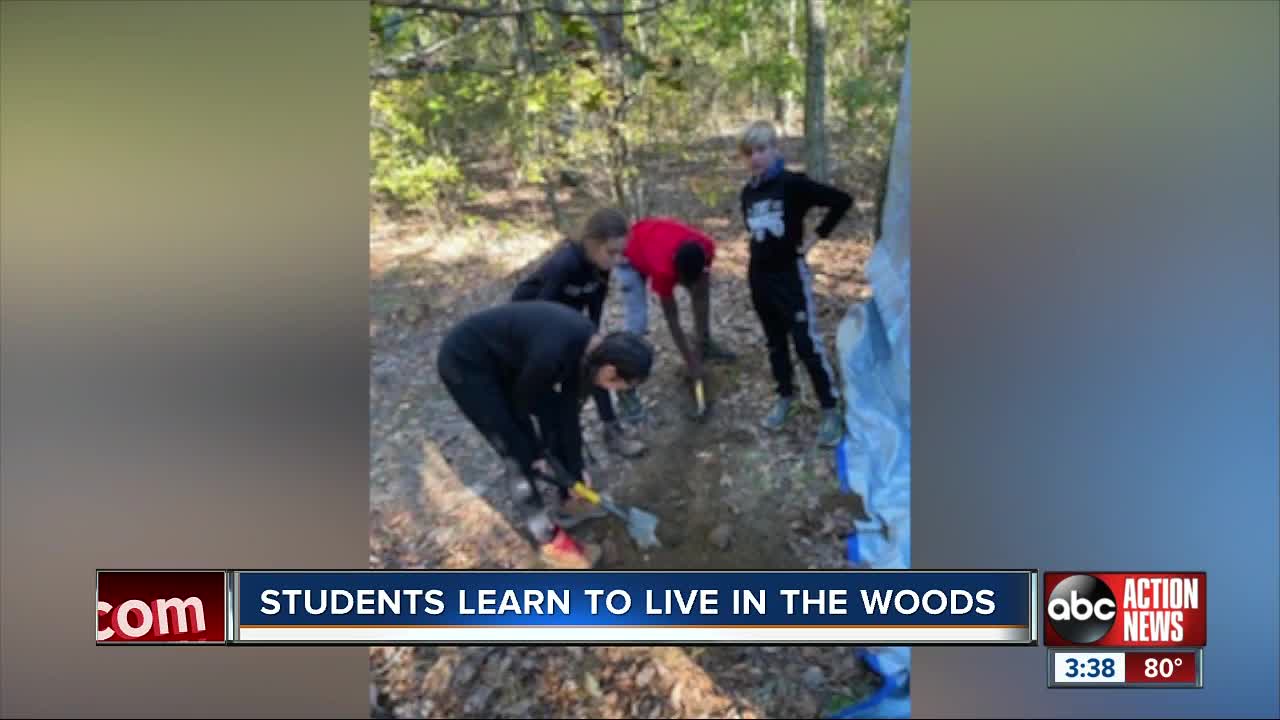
xmin=370 ymin=49 xmax=582 ymax=81
xmin=370 ymin=8 xmax=427 ymax=36
xmin=373 ymin=0 xmax=674 ymax=18
xmin=421 ymin=16 xmax=485 ymax=56
xmin=373 ymin=31 xmax=481 ymax=75
xmin=370 ymin=60 xmax=516 ymax=80
xmin=370 ymin=16 xmax=492 ymax=81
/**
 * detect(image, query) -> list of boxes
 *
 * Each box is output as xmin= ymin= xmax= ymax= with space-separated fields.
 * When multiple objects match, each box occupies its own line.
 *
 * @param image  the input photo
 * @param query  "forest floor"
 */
xmin=369 ymin=130 xmax=887 ymax=719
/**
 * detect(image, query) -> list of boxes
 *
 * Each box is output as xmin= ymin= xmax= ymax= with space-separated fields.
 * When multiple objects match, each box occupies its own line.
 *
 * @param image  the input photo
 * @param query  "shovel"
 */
xmin=545 ymin=457 xmax=662 ymax=550
xmin=683 ymin=376 xmax=709 ymax=422
xmin=570 ymin=483 xmax=662 ymax=550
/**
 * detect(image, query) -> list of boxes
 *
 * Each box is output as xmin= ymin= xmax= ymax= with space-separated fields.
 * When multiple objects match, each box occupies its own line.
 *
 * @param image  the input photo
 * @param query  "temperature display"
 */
xmin=1125 ymin=651 xmax=1199 ymax=684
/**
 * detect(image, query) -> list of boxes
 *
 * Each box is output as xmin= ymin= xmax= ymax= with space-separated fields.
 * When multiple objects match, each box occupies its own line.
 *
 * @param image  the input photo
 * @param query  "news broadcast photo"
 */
xmin=2 ymin=1 xmax=1277 ymax=719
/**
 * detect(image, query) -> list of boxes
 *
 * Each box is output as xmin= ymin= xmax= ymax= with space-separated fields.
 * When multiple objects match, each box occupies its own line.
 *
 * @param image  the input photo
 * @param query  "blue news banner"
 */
xmin=231 ymin=571 xmax=1035 ymax=645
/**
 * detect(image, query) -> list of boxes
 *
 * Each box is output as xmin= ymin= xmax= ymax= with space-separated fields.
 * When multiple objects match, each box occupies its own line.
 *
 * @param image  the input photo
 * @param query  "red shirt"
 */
xmin=623 ymin=217 xmax=716 ymax=298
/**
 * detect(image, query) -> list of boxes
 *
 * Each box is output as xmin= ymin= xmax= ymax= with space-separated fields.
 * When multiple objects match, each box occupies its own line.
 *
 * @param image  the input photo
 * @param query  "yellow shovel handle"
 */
xmin=571 ymin=482 xmax=601 ymax=505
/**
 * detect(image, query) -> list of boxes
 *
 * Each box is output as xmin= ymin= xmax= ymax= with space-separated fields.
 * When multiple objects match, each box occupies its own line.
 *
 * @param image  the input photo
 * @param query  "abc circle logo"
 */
xmin=1047 ymin=574 xmax=1116 ymax=644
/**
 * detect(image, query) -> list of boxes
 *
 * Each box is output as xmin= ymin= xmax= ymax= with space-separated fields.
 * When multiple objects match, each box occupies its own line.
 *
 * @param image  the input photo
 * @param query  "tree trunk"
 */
xmin=783 ymin=0 xmax=798 ymax=134
xmin=740 ymin=30 xmax=757 ymax=117
xmin=514 ymin=2 xmax=536 ymax=71
xmin=513 ymin=0 xmax=566 ymax=231
xmin=804 ymin=0 xmax=828 ymax=182
xmin=585 ymin=0 xmax=642 ymax=216
xmin=636 ymin=11 xmax=649 ymax=54
xmin=545 ymin=0 xmax=568 ymax=45
xmin=858 ymin=0 xmax=870 ymax=71
xmin=709 ymin=82 xmax=723 ymax=133
xmin=505 ymin=3 xmax=526 ymax=194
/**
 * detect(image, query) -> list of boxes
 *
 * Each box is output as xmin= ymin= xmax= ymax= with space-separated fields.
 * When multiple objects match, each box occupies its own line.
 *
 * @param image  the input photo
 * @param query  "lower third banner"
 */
xmin=230 ymin=570 xmax=1036 ymax=645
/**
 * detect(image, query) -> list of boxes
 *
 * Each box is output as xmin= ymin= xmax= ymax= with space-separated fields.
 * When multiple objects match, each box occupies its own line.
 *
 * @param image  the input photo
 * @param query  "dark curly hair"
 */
xmin=581 ymin=332 xmax=654 ymax=395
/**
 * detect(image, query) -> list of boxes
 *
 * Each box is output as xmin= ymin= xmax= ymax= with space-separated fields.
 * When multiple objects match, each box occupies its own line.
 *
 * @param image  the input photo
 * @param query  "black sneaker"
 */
xmin=701 ymin=337 xmax=738 ymax=363
xmin=617 ymin=388 xmax=645 ymax=423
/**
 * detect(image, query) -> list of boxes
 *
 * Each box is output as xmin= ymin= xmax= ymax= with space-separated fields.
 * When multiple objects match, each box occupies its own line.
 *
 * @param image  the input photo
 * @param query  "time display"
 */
xmin=1064 ymin=656 xmax=1116 ymax=679
xmin=1052 ymin=652 xmax=1127 ymax=685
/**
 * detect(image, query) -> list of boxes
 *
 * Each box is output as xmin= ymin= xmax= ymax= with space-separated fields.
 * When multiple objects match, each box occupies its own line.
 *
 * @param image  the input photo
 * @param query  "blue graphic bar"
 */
xmin=231 ymin=570 xmax=1036 ymax=645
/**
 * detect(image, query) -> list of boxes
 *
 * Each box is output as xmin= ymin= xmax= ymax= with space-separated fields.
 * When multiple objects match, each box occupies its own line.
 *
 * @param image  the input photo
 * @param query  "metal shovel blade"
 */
xmin=625 ymin=507 xmax=661 ymax=550
xmin=599 ymin=495 xmax=662 ymax=550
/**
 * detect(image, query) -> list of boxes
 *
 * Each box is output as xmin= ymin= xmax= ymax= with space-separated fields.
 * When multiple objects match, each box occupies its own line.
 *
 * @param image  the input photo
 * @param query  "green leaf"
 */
xmin=582 ymin=91 xmax=605 ymax=113
xmin=562 ymin=16 xmax=594 ymax=42
xmin=824 ymin=693 xmax=870 ymax=717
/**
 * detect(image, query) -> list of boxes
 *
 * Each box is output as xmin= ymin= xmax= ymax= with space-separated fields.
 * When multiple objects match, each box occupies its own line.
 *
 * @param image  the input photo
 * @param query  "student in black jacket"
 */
xmin=511 ymin=207 xmax=646 ymax=458
xmin=436 ymin=301 xmax=654 ymax=569
xmin=738 ymin=120 xmax=853 ymax=448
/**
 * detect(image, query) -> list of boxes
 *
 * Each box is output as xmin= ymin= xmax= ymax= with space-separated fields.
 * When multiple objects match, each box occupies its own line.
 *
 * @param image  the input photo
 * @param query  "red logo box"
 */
xmin=96 ymin=570 xmax=228 ymax=644
xmin=1043 ymin=572 xmax=1206 ymax=647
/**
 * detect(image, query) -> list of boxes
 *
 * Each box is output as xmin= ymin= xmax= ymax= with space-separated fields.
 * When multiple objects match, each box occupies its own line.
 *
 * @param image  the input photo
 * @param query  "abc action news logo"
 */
xmin=1043 ymin=572 xmax=1206 ymax=647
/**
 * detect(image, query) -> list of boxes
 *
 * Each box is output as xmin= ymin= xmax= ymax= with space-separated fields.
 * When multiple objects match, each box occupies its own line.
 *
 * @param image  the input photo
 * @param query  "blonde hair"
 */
xmin=739 ymin=120 xmax=778 ymax=154
xmin=577 ymin=207 xmax=629 ymax=247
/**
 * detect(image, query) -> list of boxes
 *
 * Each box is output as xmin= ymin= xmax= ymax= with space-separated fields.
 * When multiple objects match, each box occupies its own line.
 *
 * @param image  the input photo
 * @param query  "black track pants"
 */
xmin=749 ymin=259 xmax=839 ymax=408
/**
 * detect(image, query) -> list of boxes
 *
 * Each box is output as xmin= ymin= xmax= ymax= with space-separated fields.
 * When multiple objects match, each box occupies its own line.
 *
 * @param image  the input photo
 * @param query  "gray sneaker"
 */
xmin=761 ymin=396 xmax=795 ymax=431
xmin=603 ymin=421 xmax=647 ymax=458
xmin=617 ymin=389 xmax=645 ymax=423
xmin=817 ymin=408 xmax=844 ymax=447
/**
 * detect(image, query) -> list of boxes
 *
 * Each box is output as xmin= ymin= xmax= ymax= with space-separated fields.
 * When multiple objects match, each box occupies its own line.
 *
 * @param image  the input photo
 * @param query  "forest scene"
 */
xmin=368 ymin=0 xmax=910 ymax=717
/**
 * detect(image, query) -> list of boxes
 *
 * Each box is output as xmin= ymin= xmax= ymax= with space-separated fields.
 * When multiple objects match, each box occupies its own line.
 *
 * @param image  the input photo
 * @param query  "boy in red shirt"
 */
xmin=614 ymin=217 xmax=736 ymax=419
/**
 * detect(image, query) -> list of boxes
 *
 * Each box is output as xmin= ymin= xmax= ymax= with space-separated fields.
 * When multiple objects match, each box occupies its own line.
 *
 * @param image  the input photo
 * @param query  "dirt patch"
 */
xmin=588 ymin=418 xmax=802 ymax=571
xmin=537 ymin=338 xmax=862 ymax=571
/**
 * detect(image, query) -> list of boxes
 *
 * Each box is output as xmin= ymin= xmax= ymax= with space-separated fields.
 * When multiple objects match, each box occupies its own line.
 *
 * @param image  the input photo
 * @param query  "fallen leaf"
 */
xmin=452 ymin=661 xmax=477 ymax=688
xmin=802 ymin=665 xmax=826 ymax=688
xmin=463 ymin=685 xmax=493 ymax=714
xmin=708 ymin=523 xmax=733 ymax=550
xmin=584 ymin=672 xmax=602 ymax=698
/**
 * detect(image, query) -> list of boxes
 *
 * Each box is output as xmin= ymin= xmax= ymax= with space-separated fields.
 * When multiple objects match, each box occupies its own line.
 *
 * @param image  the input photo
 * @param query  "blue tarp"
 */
xmin=831 ymin=40 xmax=911 ymax=720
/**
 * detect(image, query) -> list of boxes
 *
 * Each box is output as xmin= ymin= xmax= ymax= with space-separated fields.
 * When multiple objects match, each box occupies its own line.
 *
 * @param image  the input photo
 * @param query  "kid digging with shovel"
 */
xmin=437 ymin=301 xmax=654 ymax=569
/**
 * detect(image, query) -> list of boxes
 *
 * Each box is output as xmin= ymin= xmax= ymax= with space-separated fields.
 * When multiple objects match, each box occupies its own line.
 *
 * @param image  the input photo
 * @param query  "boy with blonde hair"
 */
xmin=738 ymin=120 xmax=852 ymax=447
